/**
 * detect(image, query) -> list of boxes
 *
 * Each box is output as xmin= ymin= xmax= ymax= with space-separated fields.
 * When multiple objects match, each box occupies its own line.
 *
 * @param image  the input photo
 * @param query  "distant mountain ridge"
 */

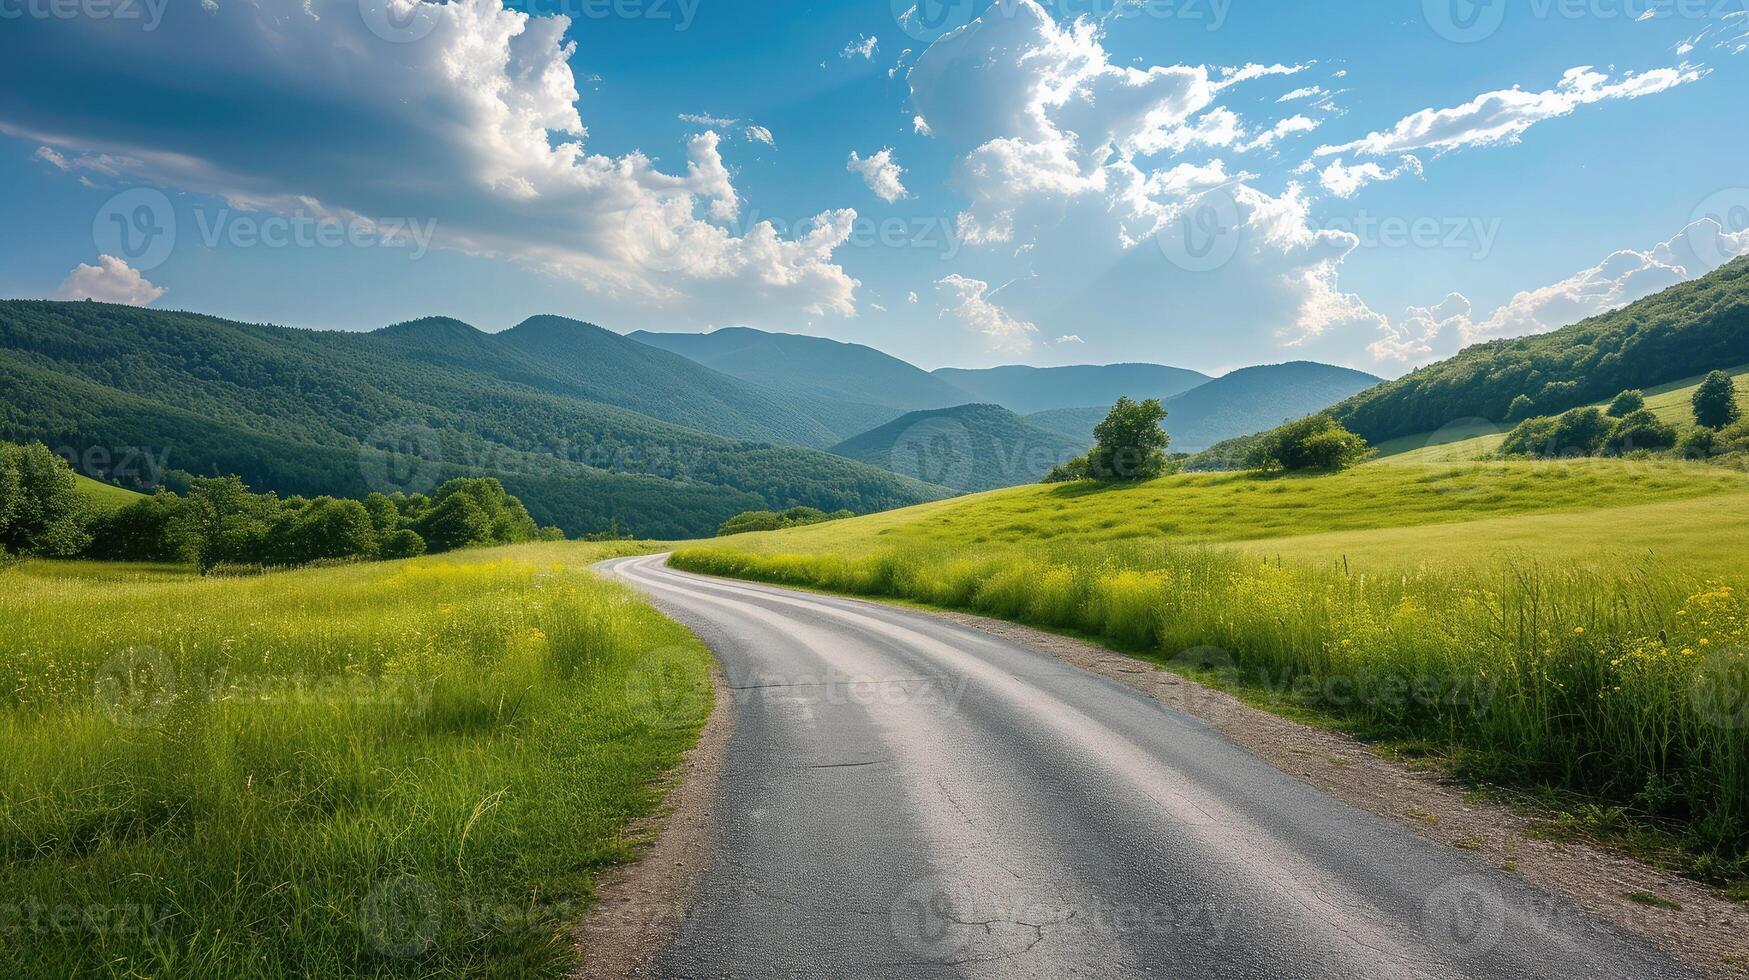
xmin=828 ymin=403 xmax=1086 ymax=492
xmin=0 ymin=302 xmax=946 ymax=538
xmin=932 ymin=363 xmax=1211 ymax=415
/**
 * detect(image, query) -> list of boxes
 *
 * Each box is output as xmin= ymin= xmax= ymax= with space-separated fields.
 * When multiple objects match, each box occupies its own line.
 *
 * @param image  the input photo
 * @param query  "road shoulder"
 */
xmin=572 ymin=658 xmax=732 ymax=979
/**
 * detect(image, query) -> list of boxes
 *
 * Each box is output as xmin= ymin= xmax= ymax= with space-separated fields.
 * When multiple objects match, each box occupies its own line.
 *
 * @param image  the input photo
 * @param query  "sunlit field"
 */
xmin=0 ymin=541 xmax=706 ymax=978
xmin=675 ymin=458 xmax=1749 ymax=880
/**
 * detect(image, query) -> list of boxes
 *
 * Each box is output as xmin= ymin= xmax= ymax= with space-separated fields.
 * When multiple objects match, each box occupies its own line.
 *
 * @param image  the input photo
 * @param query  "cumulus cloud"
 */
xmin=1317 ymin=155 xmax=1422 ymax=197
xmin=1316 ymin=65 xmax=1704 ymax=159
xmin=0 ymin=0 xmax=860 ymax=326
xmin=744 ymin=125 xmax=775 ymax=146
xmin=1369 ymin=218 xmax=1749 ymax=364
xmin=54 ymin=255 xmax=166 ymax=306
xmin=936 ymin=274 xmax=1038 ymax=354
xmin=847 ymin=148 xmax=908 ymax=202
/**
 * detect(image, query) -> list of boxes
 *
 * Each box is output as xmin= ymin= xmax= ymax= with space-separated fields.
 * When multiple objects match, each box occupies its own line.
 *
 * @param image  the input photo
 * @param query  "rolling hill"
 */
xmin=932 ymin=363 xmax=1210 ymax=414
xmin=0 ymin=302 xmax=948 ymax=538
xmin=628 ymin=326 xmax=975 ymax=438
xmin=1323 ymin=256 xmax=1749 ymax=444
xmin=1026 ymin=362 xmax=1380 ymax=451
xmin=827 ymin=403 xmax=1087 ymax=492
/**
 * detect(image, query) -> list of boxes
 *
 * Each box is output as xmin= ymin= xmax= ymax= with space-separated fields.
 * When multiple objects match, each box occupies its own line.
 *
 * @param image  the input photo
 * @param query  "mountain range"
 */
xmin=0 ymin=303 xmax=1387 ymax=531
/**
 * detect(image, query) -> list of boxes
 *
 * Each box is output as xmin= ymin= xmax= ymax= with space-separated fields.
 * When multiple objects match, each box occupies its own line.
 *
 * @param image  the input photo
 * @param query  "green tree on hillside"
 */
xmin=1245 ymin=416 xmax=1371 ymax=472
xmin=1693 ymin=371 xmax=1740 ymax=429
xmin=0 ymin=442 xmax=90 ymax=558
xmin=1506 ymin=394 xmax=1537 ymax=421
xmin=1085 ymin=397 xmax=1171 ymax=480
xmin=175 ymin=475 xmax=274 ymax=573
xmin=1606 ymin=389 xmax=1646 ymax=417
xmin=1605 ymin=410 xmax=1677 ymax=453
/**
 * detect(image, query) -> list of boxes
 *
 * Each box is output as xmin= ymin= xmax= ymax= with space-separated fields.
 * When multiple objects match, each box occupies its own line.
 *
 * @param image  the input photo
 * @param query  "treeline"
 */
xmin=1501 ymin=373 xmax=1747 ymax=461
xmin=1325 ymin=257 xmax=1749 ymax=444
xmin=0 ymin=439 xmax=558 ymax=571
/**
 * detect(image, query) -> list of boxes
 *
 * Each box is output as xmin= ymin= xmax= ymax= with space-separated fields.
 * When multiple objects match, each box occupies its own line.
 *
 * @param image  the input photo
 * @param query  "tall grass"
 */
xmin=0 ymin=542 xmax=709 ymax=977
xmin=672 ymin=541 xmax=1749 ymax=875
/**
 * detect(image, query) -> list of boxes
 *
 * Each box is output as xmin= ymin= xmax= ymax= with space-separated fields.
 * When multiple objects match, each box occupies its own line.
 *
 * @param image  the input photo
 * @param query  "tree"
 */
xmin=86 ymin=491 xmax=188 ymax=562
xmin=0 ymin=442 xmax=91 ymax=557
xmin=1548 ymin=407 xmax=1613 ymax=455
xmin=1085 ymin=397 xmax=1171 ymax=481
xmin=1692 ymin=371 xmax=1739 ymax=429
xmin=1606 ymin=389 xmax=1646 ymax=417
xmin=1044 ymin=455 xmax=1090 ymax=483
xmin=1605 ymin=410 xmax=1676 ymax=453
xmin=173 ymin=475 xmax=273 ymax=573
xmin=379 ymin=528 xmax=427 ymax=559
xmin=1246 ymin=416 xmax=1372 ymax=472
xmin=1505 ymin=394 xmax=1537 ymax=421
xmin=416 ymin=491 xmax=492 ymax=553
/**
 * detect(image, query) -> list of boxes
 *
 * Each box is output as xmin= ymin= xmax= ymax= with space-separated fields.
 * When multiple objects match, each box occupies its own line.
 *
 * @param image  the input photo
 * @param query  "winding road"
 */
xmin=601 ymin=554 xmax=1694 ymax=979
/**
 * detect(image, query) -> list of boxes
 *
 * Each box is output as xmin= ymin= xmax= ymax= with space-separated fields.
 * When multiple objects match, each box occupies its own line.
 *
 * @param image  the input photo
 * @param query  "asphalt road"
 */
xmin=601 ymin=554 xmax=1694 ymax=980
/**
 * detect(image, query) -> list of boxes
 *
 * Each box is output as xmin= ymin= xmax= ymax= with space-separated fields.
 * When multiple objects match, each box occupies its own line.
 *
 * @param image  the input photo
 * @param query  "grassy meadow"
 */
xmin=0 ymin=541 xmax=709 ymax=978
xmin=674 ymin=456 xmax=1749 ymax=881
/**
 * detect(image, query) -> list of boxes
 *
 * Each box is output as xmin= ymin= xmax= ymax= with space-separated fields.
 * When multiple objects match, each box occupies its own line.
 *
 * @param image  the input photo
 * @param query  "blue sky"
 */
xmin=1 ymin=0 xmax=1746 ymax=374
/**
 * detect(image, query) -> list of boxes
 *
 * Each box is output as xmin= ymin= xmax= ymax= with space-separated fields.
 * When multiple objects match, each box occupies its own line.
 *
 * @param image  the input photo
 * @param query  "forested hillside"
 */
xmin=932 ymin=363 xmax=1209 ymax=414
xmin=828 ymin=403 xmax=1085 ymax=492
xmin=0 ymin=302 xmax=947 ymax=537
xmin=1327 ymin=257 xmax=1749 ymax=443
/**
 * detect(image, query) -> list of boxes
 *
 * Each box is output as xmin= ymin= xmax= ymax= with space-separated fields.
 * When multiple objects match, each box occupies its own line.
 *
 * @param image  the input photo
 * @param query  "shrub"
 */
xmin=717 ymin=506 xmax=851 ymax=536
xmin=1247 ymin=415 xmax=1372 ymax=472
xmin=1044 ymin=455 xmax=1090 ymax=483
xmin=85 ymin=491 xmax=188 ymax=562
xmin=1607 ymin=389 xmax=1646 ymax=417
xmin=1605 ymin=409 xmax=1677 ymax=453
xmin=1506 ymin=394 xmax=1538 ymax=421
xmin=1693 ymin=370 xmax=1740 ymax=429
xmin=1503 ymin=407 xmax=1613 ymax=457
xmin=1677 ymin=427 xmax=1719 ymax=460
xmin=380 ymin=528 xmax=427 ymax=559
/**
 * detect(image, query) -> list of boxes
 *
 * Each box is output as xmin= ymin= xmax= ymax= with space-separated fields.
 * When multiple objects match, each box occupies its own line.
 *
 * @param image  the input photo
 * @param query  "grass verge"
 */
xmin=0 ymin=541 xmax=710 ymax=978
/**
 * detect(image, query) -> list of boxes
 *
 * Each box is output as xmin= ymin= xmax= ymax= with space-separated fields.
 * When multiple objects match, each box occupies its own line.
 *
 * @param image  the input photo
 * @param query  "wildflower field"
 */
xmin=0 ymin=542 xmax=708 ymax=977
xmin=674 ymin=458 xmax=1749 ymax=883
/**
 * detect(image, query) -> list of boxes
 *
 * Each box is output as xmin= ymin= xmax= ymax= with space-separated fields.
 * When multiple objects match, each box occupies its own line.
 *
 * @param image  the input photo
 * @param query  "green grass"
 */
xmin=74 ymin=472 xmax=143 ymax=511
xmin=671 ymin=458 xmax=1749 ymax=879
xmin=0 ymin=541 xmax=708 ymax=978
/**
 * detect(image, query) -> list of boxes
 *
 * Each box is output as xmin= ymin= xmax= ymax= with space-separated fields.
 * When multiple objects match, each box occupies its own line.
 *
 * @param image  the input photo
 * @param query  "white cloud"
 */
xmin=744 ymin=125 xmax=775 ymax=146
xmin=912 ymin=115 xmax=933 ymax=136
xmin=1317 ymin=155 xmax=1422 ymax=197
xmin=1369 ymin=217 xmax=1749 ymax=364
xmin=1238 ymin=114 xmax=1322 ymax=152
xmin=907 ymin=290 xmax=919 ymax=303
xmin=1053 ymin=334 xmax=1083 ymax=344
xmin=34 ymin=145 xmax=69 ymax=170
xmin=1277 ymin=86 xmax=1325 ymax=103
xmin=54 ymin=255 xmax=166 ymax=306
xmin=679 ymin=112 xmax=738 ymax=127
xmin=936 ymin=274 xmax=1039 ymax=354
xmin=842 ymin=34 xmax=878 ymax=60
xmin=847 ymin=148 xmax=908 ymax=202
xmin=1316 ymin=65 xmax=1704 ymax=159
xmin=2 ymin=0 xmax=861 ymax=326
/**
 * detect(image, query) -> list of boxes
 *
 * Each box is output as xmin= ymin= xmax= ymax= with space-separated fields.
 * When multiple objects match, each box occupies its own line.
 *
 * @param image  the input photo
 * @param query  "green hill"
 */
xmin=0 ymin=302 xmax=947 ymax=538
xmin=629 ymin=326 xmax=974 ymax=438
xmin=931 ymin=363 xmax=1210 ymax=415
xmin=828 ymin=403 xmax=1087 ymax=492
xmin=1027 ymin=362 xmax=1379 ymax=451
xmin=1325 ymin=256 xmax=1749 ymax=444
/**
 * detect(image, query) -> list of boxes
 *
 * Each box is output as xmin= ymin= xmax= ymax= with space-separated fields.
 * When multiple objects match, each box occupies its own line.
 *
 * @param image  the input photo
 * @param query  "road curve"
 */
xmin=600 ymin=554 xmax=1694 ymax=980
